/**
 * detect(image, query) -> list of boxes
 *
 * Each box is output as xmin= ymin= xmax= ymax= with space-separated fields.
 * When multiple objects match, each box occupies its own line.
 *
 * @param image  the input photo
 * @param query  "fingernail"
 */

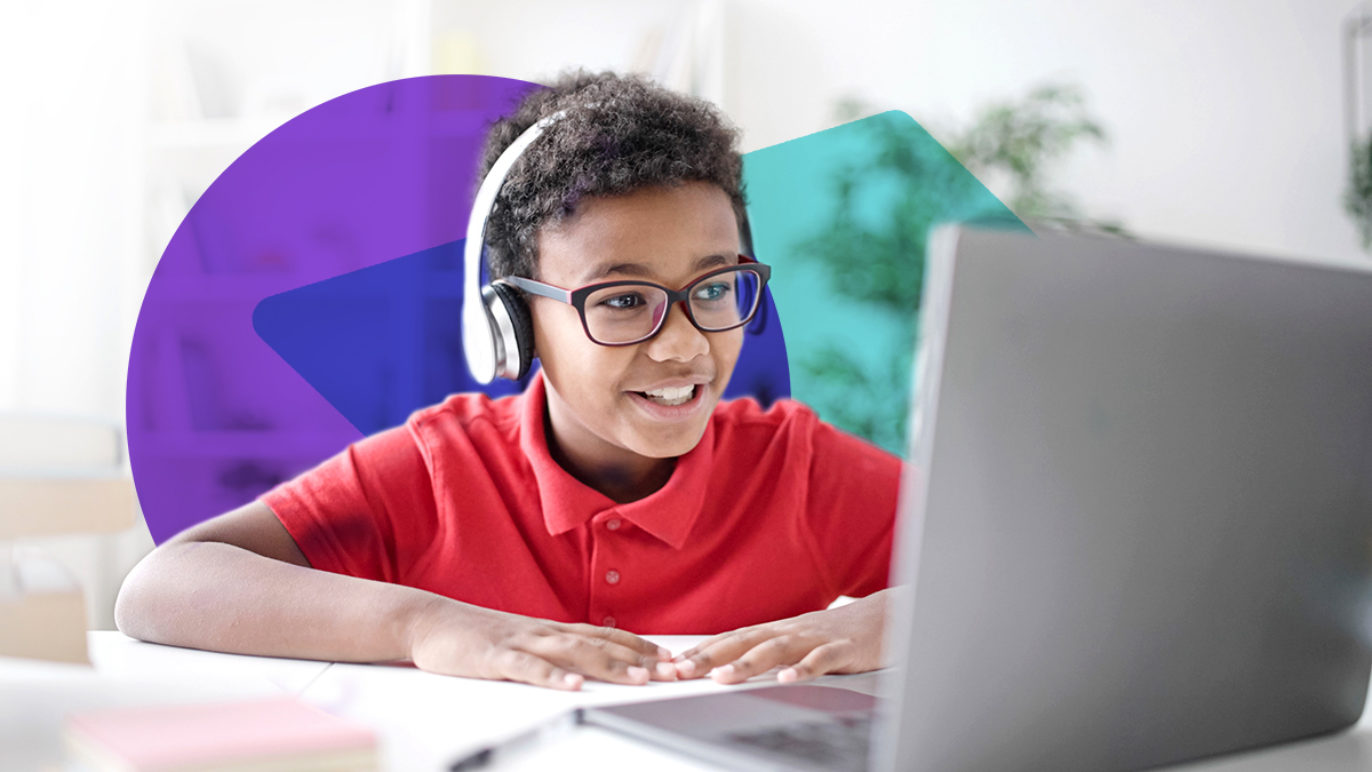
xmin=627 ymin=666 xmax=650 ymax=682
xmin=564 ymin=673 xmax=583 ymax=688
xmin=655 ymin=661 xmax=676 ymax=679
xmin=778 ymin=667 xmax=798 ymax=683
xmin=657 ymin=647 xmax=673 ymax=660
xmin=676 ymin=659 xmax=696 ymax=676
xmin=712 ymin=664 xmax=735 ymax=681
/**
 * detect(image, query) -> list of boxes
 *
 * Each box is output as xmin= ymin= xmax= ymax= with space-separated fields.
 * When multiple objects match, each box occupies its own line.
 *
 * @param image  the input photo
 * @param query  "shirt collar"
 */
xmin=518 ymin=371 xmax=713 ymax=549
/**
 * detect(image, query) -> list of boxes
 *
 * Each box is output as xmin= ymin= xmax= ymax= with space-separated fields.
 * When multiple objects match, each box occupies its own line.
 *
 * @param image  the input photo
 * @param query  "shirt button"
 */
xmin=605 ymin=569 xmax=621 ymax=585
xmin=605 ymin=518 xmax=622 ymax=531
xmin=602 ymin=615 xmax=617 ymax=627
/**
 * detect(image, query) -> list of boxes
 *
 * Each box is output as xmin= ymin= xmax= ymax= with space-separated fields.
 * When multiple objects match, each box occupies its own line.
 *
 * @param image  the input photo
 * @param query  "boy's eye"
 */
xmin=692 ymin=282 xmax=732 ymax=303
xmin=600 ymin=292 xmax=646 ymax=310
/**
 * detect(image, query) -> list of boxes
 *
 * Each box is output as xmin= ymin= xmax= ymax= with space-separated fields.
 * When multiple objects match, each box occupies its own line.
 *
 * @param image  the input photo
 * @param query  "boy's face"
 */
xmin=530 ymin=182 xmax=744 ymax=475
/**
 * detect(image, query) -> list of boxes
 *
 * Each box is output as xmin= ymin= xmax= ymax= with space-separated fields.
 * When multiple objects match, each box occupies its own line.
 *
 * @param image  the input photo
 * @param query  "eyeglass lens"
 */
xmin=582 ymin=268 xmax=764 ymax=344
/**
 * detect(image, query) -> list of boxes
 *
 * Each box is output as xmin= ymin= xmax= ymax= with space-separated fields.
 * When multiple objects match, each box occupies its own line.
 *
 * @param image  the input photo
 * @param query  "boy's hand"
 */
xmin=406 ymin=598 xmax=675 ymax=690
xmin=672 ymin=589 xmax=892 ymax=685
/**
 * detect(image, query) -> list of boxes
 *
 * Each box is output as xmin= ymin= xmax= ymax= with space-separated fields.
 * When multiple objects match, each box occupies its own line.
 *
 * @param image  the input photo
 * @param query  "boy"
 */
xmin=116 ymin=71 xmax=900 ymax=691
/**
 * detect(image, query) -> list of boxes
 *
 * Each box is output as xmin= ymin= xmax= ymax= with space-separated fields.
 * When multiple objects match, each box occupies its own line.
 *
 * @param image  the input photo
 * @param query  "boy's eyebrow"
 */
xmin=580 ymin=253 xmax=735 ymax=284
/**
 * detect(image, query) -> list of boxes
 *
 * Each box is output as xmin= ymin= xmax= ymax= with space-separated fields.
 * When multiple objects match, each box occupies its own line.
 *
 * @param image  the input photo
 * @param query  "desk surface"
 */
xmin=3 ymin=632 xmax=1370 ymax=771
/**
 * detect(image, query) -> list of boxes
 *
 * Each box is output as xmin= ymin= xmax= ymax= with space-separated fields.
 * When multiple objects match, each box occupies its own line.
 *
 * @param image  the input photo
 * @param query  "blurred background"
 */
xmin=0 ymin=0 xmax=1366 ymax=641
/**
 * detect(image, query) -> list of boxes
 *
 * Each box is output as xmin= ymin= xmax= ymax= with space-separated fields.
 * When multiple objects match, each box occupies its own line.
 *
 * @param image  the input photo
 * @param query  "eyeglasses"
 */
xmin=501 ymin=257 xmax=771 ymax=346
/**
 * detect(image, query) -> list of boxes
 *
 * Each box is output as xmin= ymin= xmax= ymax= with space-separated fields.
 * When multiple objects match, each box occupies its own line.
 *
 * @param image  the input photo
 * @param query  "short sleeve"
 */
xmin=259 ymin=423 xmax=437 ymax=584
xmin=804 ymin=419 xmax=902 ymax=598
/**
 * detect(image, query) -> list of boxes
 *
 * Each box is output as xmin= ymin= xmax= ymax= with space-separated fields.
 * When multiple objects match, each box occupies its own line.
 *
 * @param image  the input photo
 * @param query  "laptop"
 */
xmin=579 ymin=225 xmax=1372 ymax=771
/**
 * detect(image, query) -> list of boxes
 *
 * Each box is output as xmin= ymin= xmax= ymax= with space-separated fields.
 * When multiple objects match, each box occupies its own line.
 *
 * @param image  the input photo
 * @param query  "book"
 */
xmin=0 ymin=546 xmax=87 ymax=663
xmin=65 ymin=697 xmax=378 ymax=771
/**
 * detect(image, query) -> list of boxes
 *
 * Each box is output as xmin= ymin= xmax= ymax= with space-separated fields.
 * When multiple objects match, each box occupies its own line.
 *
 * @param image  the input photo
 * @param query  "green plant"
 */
xmin=947 ymin=83 xmax=1123 ymax=234
xmin=1344 ymin=133 xmax=1372 ymax=248
xmin=793 ymin=111 xmax=1000 ymax=453
xmin=792 ymin=83 xmax=1119 ymax=452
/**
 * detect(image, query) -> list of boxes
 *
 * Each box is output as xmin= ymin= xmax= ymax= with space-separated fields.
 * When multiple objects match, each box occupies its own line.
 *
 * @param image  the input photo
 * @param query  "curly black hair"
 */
xmin=477 ymin=70 xmax=747 ymax=281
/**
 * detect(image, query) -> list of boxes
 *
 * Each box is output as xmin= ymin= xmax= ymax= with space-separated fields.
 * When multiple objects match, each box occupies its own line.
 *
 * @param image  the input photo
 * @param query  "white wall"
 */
xmin=2 ymin=0 xmax=1366 ymax=628
xmin=0 ymin=3 xmax=149 ymax=420
xmin=6 ymin=0 xmax=1362 ymax=423
xmin=724 ymin=0 xmax=1368 ymax=266
xmin=1 ymin=3 xmax=154 ymax=629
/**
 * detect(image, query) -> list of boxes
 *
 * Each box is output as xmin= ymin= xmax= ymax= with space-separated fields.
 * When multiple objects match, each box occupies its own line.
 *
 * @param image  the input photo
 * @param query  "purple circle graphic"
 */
xmin=128 ymin=74 xmax=793 ymax=543
xmin=127 ymin=76 xmax=540 ymax=542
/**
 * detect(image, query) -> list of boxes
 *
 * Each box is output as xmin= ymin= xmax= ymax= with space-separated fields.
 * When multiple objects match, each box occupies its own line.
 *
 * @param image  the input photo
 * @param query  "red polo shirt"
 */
xmin=262 ymin=373 xmax=900 ymax=634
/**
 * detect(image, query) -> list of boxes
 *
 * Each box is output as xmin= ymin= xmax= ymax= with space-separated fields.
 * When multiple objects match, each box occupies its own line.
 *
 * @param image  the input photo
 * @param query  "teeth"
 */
xmin=642 ymin=385 xmax=695 ymax=406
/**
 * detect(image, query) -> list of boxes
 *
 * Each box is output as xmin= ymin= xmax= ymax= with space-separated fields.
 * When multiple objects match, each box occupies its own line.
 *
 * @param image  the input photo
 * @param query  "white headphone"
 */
xmin=462 ymin=109 xmax=570 ymax=383
xmin=462 ymin=104 xmax=757 ymax=383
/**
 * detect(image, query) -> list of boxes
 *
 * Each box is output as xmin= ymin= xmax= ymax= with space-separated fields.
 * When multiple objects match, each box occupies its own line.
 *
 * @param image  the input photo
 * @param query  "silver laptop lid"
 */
xmin=877 ymin=226 xmax=1372 ymax=771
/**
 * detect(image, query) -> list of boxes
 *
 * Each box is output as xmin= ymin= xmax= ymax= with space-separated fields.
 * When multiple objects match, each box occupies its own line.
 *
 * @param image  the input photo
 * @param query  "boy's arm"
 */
xmin=114 ymin=501 xmax=673 ymax=689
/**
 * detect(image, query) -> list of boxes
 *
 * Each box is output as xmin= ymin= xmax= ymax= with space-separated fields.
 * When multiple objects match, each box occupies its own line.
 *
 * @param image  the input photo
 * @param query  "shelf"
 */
xmin=148 ymin=118 xmax=289 ymax=150
xmin=0 ymin=476 xmax=137 ymax=539
xmin=141 ymin=271 xmax=464 ymax=303
xmin=134 ymin=430 xmax=356 ymax=460
xmin=148 ymin=107 xmax=492 ymax=153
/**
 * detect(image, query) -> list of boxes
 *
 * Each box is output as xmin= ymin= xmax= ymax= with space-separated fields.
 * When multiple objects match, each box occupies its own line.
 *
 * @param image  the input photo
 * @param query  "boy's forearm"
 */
xmin=115 ymin=540 xmax=442 ymax=663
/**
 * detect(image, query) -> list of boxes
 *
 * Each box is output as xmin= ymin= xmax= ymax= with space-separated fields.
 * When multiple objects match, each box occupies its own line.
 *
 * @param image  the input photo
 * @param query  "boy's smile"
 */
xmin=529 ymin=182 xmax=744 ymax=501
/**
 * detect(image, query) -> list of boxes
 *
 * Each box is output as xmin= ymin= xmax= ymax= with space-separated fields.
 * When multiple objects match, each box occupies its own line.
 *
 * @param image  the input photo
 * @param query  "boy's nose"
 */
xmin=644 ymin=301 xmax=709 ymax=362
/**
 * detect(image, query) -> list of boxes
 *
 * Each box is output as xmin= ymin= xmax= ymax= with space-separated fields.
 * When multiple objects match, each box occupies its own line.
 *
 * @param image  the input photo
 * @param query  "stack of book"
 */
xmin=0 ymin=414 xmax=137 ymax=664
xmin=65 ymin=697 xmax=379 ymax=771
xmin=0 ymin=546 xmax=89 ymax=663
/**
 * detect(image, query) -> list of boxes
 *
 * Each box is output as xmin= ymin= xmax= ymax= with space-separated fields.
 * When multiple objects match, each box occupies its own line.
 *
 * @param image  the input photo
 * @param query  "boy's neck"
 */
xmin=552 ymin=446 xmax=676 ymax=504
xmin=541 ymin=401 xmax=676 ymax=504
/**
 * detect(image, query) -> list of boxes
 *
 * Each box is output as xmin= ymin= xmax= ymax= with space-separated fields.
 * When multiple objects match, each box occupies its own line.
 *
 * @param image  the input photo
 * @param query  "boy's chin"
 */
xmin=623 ymin=420 xmax=711 ymax=460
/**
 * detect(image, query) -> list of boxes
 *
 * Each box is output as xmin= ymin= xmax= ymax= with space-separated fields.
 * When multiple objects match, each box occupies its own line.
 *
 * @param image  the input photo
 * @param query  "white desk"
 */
xmin=2 ymin=634 xmax=331 ymax=770
xmin=5 ymin=632 xmax=1370 ymax=771
xmin=300 ymin=634 xmax=885 ymax=771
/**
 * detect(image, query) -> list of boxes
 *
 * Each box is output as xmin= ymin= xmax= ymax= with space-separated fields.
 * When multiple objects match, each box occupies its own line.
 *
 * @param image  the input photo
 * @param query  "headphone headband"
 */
xmin=462 ymin=109 xmax=570 ymax=383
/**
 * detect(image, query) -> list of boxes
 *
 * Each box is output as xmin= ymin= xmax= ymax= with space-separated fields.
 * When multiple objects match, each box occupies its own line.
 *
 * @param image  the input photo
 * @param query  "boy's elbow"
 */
xmin=113 ymin=545 xmax=179 ymax=641
xmin=112 ymin=583 xmax=138 ymax=638
xmin=113 ymin=553 xmax=151 ymax=639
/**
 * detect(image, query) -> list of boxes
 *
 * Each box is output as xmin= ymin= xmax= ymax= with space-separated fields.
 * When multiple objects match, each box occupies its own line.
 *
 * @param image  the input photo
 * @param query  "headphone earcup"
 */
xmin=484 ymin=281 xmax=535 ymax=380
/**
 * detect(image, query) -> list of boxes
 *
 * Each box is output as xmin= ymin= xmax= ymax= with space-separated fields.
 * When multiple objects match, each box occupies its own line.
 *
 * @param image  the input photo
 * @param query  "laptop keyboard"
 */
xmin=725 ymin=714 xmax=872 ymax=771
